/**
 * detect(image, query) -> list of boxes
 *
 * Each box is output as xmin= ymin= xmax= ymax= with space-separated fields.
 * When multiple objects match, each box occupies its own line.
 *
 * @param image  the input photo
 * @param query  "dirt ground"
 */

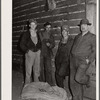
xmin=12 ymin=69 xmax=95 ymax=100
xmin=12 ymin=70 xmax=24 ymax=100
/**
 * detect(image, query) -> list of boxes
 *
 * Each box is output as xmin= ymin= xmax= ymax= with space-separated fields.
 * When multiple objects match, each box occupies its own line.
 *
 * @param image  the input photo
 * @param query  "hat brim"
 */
xmin=78 ymin=23 xmax=92 ymax=26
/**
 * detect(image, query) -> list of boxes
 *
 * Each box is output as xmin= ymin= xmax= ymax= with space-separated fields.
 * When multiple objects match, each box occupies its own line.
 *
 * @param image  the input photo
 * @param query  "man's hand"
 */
xmin=86 ymin=75 xmax=90 ymax=88
xmin=46 ymin=42 xmax=50 ymax=46
xmin=86 ymin=58 xmax=90 ymax=64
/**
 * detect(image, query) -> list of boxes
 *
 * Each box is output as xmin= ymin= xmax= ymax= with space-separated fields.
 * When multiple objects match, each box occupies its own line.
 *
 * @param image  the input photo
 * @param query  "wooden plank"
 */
xmin=67 ymin=11 xmax=85 ymax=20
xmin=52 ymin=19 xmax=81 ymax=27
xmin=12 ymin=36 xmax=22 ymax=45
xmin=13 ymin=20 xmax=27 ymax=27
xmin=36 ymin=12 xmax=85 ymax=23
xmin=12 ymin=31 xmax=24 ymax=36
xmin=51 ymin=21 xmax=62 ymax=27
xmin=12 ymin=49 xmax=22 ymax=55
xmin=13 ymin=12 xmax=85 ymax=32
xmin=12 ymin=41 xmax=19 ymax=46
xmin=13 ymin=0 xmax=20 ymax=6
xmin=13 ymin=4 xmax=53 ymax=18
xmin=13 ymin=26 xmax=22 ymax=31
xmin=57 ymin=0 xmax=77 ymax=7
xmin=14 ymin=7 xmax=44 ymax=19
xmin=13 ymin=28 xmax=27 ymax=36
xmin=69 ymin=27 xmax=81 ymax=34
xmin=64 ymin=20 xmax=82 ymax=26
xmin=14 ymin=1 xmax=44 ymax=13
xmin=29 ymin=4 xmax=84 ymax=19
xmin=13 ymin=3 xmax=85 ymax=21
xmin=12 ymin=44 xmax=20 ymax=50
xmin=13 ymin=13 xmax=84 ymax=30
xmin=12 ymin=36 xmax=20 ymax=40
xmin=13 ymin=0 xmax=39 ymax=8
xmin=64 ymin=4 xmax=85 ymax=13
xmin=13 ymin=10 xmax=26 ymax=18
xmin=13 ymin=15 xmax=26 ymax=23
xmin=12 ymin=54 xmax=23 ymax=61
xmin=53 ymin=4 xmax=85 ymax=15
xmin=57 ymin=0 xmax=85 ymax=7
xmin=12 ymin=50 xmax=23 ymax=55
xmin=12 ymin=45 xmax=18 ymax=50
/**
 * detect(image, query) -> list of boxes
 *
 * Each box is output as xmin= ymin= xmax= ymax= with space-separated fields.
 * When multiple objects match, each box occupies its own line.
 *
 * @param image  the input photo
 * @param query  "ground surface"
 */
xmin=12 ymin=70 xmax=96 ymax=100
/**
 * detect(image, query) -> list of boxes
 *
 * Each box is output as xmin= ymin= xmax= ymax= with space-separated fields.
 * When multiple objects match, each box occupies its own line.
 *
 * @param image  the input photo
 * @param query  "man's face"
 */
xmin=62 ymin=30 xmax=69 ymax=38
xmin=30 ymin=22 xmax=37 ymax=30
xmin=45 ymin=25 xmax=51 ymax=32
xmin=80 ymin=24 xmax=88 ymax=32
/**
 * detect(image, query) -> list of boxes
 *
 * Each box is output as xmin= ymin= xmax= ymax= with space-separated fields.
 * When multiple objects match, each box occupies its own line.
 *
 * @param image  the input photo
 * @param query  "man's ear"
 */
xmin=88 ymin=25 xmax=91 ymax=29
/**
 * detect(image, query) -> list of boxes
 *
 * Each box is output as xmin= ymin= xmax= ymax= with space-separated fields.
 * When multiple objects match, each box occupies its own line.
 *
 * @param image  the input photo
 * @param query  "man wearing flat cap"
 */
xmin=69 ymin=19 xmax=96 ymax=100
xmin=39 ymin=22 xmax=55 ymax=85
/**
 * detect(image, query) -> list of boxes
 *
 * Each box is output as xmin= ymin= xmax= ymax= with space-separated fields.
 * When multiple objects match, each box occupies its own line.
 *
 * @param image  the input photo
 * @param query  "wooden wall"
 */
xmin=12 ymin=0 xmax=86 ymax=64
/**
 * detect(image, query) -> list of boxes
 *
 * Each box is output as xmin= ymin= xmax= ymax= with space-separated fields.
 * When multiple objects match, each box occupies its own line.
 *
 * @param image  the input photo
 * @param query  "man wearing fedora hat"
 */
xmin=69 ymin=19 xmax=96 ymax=100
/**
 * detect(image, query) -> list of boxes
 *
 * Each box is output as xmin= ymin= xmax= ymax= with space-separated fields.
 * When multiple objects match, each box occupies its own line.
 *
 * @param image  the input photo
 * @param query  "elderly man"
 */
xmin=70 ymin=19 xmax=96 ymax=100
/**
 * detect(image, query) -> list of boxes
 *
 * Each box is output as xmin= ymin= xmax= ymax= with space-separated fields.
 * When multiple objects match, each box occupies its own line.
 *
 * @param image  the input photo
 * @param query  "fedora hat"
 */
xmin=78 ymin=19 xmax=91 ymax=26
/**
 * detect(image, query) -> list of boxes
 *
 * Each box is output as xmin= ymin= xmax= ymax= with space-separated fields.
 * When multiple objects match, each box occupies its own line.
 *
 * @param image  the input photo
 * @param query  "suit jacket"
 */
xmin=20 ymin=31 xmax=41 ymax=53
xmin=71 ymin=31 xmax=96 ymax=63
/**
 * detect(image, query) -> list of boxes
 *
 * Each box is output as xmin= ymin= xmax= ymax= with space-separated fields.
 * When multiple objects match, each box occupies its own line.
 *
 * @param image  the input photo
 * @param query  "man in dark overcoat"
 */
xmin=70 ymin=19 xmax=96 ymax=100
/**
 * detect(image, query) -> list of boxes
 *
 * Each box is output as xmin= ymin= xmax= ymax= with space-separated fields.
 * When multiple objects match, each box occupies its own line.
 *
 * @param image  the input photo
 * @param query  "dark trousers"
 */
xmin=70 ymin=55 xmax=90 ymax=100
xmin=55 ymin=73 xmax=65 ymax=88
xmin=40 ymin=55 xmax=53 ymax=85
xmin=55 ymin=62 xmax=69 ymax=88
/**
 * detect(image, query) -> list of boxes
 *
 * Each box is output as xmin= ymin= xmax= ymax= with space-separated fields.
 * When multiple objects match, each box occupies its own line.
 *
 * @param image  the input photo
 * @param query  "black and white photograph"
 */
xmin=1 ymin=0 xmax=99 ymax=100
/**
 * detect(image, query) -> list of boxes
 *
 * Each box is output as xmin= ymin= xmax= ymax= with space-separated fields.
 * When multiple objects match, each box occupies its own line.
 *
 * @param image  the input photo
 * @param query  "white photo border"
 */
xmin=1 ymin=0 xmax=99 ymax=100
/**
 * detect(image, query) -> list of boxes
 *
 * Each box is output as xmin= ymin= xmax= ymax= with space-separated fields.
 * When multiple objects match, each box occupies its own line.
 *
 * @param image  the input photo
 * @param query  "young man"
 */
xmin=70 ymin=19 xmax=96 ymax=100
xmin=39 ymin=22 xmax=55 ymax=85
xmin=20 ymin=19 xmax=41 ymax=85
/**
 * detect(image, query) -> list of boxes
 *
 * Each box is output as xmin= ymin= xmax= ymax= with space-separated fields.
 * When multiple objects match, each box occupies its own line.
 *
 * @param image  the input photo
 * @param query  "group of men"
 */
xmin=20 ymin=18 xmax=96 ymax=100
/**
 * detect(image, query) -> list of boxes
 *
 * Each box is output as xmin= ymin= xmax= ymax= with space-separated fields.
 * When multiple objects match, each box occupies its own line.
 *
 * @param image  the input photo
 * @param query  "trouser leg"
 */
xmin=33 ymin=50 xmax=41 ymax=82
xmin=70 ymin=56 xmax=83 ymax=100
xmin=64 ymin=76 xmax=72 ymax=99
xmin=39 ymin=55 xmax=45 ymax=82
xmin=25 ymin=50 xmax=35 ymax=84
xmin=55 ymin=72 xmax=64 ymax=88
xmin=45 ymin=57 xmax=53 ymax=85
xmin=55 ymin=63 xmax=65 ymax=88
